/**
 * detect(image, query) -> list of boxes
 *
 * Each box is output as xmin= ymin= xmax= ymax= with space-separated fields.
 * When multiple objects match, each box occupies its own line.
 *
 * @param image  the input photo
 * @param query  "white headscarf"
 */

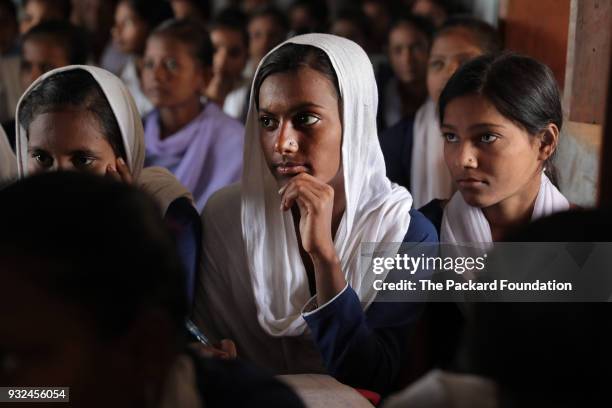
xmin=15 ymin=65 xmax=192 ymax=213
xmin=241 ymin=34 xmax=413 ymax=337
xmin=410 ymin=98 xmax=454 ymax=208
xmin=441 ymin=174 xmax=569 ymax=243
xmin=0 ymin=125 xmax=16 ymax=181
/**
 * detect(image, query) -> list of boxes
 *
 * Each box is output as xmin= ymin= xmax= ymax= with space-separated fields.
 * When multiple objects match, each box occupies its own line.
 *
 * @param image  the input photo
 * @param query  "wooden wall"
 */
xmin=503 ymin=0 xmax=571 ymax=89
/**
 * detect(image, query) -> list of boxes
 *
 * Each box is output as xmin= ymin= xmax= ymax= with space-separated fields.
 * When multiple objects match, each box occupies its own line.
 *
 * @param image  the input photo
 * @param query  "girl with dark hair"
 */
xmin=0 ymin=171 xmax=304 ymax=408
xmin=193 ymin=34 xmax=438 ymax=395
xmin=169 ymin=0 xmax=211 ymax=23
xmin=112 ymin=0 xmax=174 ymax=115
xmin=19 ymin=0 xmax=72 ymax=34
xmin=429 ymin=53 xmax=569 ymax=243
xmin=16 ymin=65 xmax=202 ymax=301
xmin=141 ymin=19 xmax=244 ymax=211
xmin=380 ymin=16 xmax=501 ymax=208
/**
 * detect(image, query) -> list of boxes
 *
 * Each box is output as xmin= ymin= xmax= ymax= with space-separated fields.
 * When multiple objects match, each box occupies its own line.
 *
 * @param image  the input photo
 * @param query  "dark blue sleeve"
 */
xmin=379 ymin=118 xmax=414 ymax=190
xmin=303 ymin=209 xmax=438 ymax=395
xmin=164 ymin=197 xmax=202 ymax=306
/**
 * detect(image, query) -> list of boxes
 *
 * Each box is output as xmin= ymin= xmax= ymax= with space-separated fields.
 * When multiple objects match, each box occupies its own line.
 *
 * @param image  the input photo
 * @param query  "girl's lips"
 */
xmin=275 ymin=164 xmax=309 ymax=175
xmin=457 ymin=178 xmax=487 ymax=187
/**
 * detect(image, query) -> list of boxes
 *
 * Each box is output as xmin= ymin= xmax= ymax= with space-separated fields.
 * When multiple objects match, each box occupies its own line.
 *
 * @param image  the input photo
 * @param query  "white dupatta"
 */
xmin=241 ymin=34 xmax=414 ymax=337
xmin=441 ymin=174 xmax=569 ymax=244
xmin=410 ymin=98 xmax=454 ymax=208
xmin=15 ymin=65 xmax=192 ymax=214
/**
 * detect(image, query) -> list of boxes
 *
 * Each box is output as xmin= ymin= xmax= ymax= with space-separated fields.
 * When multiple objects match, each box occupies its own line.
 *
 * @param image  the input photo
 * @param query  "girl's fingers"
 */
xmin=280 ymin=176 xmax=325 ymax=210
xmin=219 ymin=339 xmax=238 ymax=359
xmin=106 ymin=165 xmax=121 ymax=181
xmin=116 ymin=158 xmax=133 ymax=184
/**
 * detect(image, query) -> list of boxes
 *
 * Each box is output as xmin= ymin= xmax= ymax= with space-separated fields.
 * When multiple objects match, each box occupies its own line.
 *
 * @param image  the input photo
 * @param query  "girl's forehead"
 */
xmin=433 ymin=28 xmax=481 ymax=50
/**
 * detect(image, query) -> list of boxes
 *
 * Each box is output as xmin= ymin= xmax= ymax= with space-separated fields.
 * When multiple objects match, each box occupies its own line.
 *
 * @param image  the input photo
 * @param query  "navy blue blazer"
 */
xmin=303 ymin=208 xmax=437 ymax=395
xmin=379 ymin=117 xmax=415 ymax=191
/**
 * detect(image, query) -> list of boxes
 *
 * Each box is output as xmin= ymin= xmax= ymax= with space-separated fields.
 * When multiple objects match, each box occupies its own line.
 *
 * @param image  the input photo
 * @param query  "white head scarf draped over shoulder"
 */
xmin=441 ymin=174 xmax=569 ymax=244
xmin=0 ymin=125 xmax=16 ymax=181
xmin=15 ymin=65 xmax=193 ymax=214
xmin=241 ymin=34 xmax=414 ymax=337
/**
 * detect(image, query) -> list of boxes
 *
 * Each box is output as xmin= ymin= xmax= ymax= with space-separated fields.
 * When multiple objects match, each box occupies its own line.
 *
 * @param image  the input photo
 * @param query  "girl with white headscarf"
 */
xmin=15 ymin=65 xmax=201 ymax=300
xmin=193 ymin=34 xmax=438 ymax=394
xmin=429 ymin=53 xmax=570 ymax=244
xmin=0 ymin=125 xmax=16 ymax=181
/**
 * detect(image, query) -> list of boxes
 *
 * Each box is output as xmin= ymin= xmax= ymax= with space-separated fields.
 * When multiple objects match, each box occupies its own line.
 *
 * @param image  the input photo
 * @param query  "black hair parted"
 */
xmin=439 ymin=52 xmax=563 ymax=179
xmin=0 ymin=171 xmax=188 ymax=342
xmin=23 ymin=20 xmax=91 ymax=65
xmin=253 ymin=43 xmax=340 ymax=110
xmin=434 ymin=15 xmax=502 ymax=55
xmin=18 ymin=69 xmax=127 ymax=160
xmin=152 ymin=18 xmax=213 ymax=67
xmin=121 ymin=0 xmax=174 ymax=29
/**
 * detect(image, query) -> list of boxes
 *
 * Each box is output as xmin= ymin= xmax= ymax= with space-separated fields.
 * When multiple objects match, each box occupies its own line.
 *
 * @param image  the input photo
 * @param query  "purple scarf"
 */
xmin=144 ymin=102 xmax=244 ymax=211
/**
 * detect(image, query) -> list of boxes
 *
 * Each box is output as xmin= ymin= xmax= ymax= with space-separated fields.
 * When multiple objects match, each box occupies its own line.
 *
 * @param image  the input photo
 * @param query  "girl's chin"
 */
xmin=460 ymin=191 xmax=496 ymax=209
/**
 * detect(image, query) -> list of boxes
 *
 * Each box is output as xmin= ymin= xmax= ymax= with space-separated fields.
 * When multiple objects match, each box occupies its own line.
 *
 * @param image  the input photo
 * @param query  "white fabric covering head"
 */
xmin=441 ymin=174 xmax=569 ymax=244
xmin=15 ymin=65 xmax=192 ymax=213
xmin=411 ymin=98 xmax=454 ymax=208
xmin=241 ymin=34 xmax=413 ymax=337
xmin=0 ymin=125 xmax=17 ymax=181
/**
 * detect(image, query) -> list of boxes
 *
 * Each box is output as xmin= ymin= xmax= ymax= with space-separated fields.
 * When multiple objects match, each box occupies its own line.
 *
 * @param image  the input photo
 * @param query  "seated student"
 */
xmin=288 ymin=0 xmax=329 ymax=36
xmin=378 ymin=15 xmax=434 ymax=131
xmin=19 ymin=0 xmax=72 ymax=34
xmin=169 ymin=0 xmax=211 ymax=23
xmin=0 ymin=125 xmax=16 ymax=180
xmin=2 ymin=20 xmax=89 ymax=150
xmin=384 ymin=209 xmax=612 ymax=408
xmin=381 ymin=17 xmax=501 ymax=208
xmin=0 ymin=0 xmax=21 ymax=124
xmin=112 ymin=0 xmax=173 ymax=116
xmin=411 ymin=0 xmax=464 ymax=28
xmin=193 ymin=34 xmax=438 ymax=395
xmin=71 ymin=0 xmax=127 ymax=75
xmin=330 ymin=8 xmax=369 ymax=52
xmin=206 ymin=9 xmax=250 ymax=122
xmin=20 ymin=20 xmax=90 ymax=89
xmin=361 ymin=0 xmax=392 ymax=55
xmin=16 ymin=65 xmax=201 ymax=298
xmin=0 ymin=171 xmax=305 ymax=408
xmin=142 ymin=19 xmax=244 ymax=211
xmin=245 ymin=5 xmax=289 ymax=79
xmin=423 ymin=52 xmax=570 ymax=242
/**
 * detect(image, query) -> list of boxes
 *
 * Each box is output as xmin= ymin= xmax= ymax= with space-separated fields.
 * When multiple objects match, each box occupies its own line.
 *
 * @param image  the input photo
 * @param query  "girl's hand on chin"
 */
xmin=279 ymin=173 xmax=336 ymax=261
xmin=106 ymin=158 xmax=133 ymax=184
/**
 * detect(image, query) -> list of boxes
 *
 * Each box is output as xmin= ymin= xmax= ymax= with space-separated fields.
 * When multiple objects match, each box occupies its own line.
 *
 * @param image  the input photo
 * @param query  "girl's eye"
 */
xmin=73 ymin=156 xmax=95 ymax=168
xmin=143 ymin=59 xmax=154 ymax=70
xmin=164 ymin=59 xmax=178 ymax=71
xmin=31 ymin=152 xmax=52 ymax=167
xmin=429 ymin=60 xmax=443 ymax=70
xmin=259 ymin=116 xmax=278 ymax=130
xmin=443 ymin=132 xmax=458 ymax=142
xmin=295 ymin=114 xmax=319 ymax=126
xmin=480 ymin=133 xmax=499 ymax=144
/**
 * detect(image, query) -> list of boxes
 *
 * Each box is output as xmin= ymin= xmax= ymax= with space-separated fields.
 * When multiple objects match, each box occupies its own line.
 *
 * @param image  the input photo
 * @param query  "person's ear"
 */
xmin=537 ymin=123 xmax=559 ymax=161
